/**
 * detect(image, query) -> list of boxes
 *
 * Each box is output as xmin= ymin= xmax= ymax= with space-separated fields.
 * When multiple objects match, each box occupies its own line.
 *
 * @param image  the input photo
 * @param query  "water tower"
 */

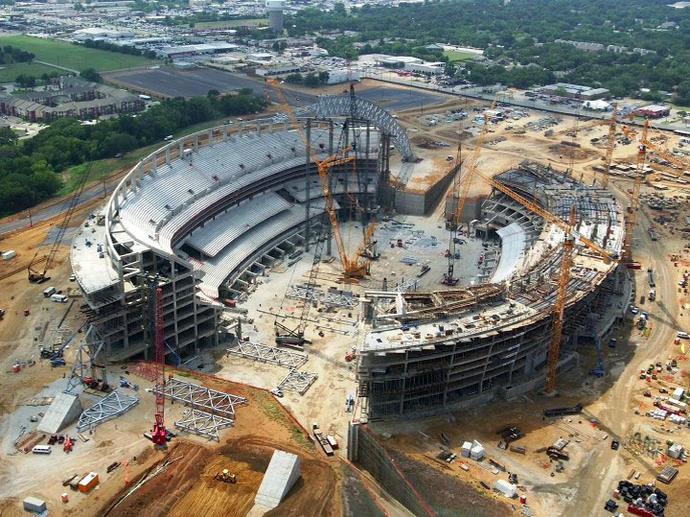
xmin=266 ymin=0 xmax=285 ymax=33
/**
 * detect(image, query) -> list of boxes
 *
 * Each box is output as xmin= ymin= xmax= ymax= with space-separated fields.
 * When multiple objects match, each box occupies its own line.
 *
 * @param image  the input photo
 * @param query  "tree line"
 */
xmin=0 ymin=89 xmax=268 ymax=216
xmin=82 ymin=39 xmax=158 ymax=60
xmin=0 ymin=44 xmax=34 ymax=64
xmin=287 ymin=0 xmax=690 ymax=103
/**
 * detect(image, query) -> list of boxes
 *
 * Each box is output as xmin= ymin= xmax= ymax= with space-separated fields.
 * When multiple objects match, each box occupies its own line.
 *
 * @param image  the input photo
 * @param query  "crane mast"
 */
xmin=544 ymin=207 xmax=575 ymax=394
xmin=265 ymin=77 xmax=373 ymax=278
xmin=443 ymin=103 xmax=494 ymax=285
xmin=151 ymin=285 xmax=167 ymax=447
xmin=599 ymin=102 xmax=618 ymax=188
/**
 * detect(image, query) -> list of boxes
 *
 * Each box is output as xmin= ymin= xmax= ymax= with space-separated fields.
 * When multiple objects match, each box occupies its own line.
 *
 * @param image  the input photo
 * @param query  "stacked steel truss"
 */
xmin=286 ymin=283 xmax=358 ymax=308
xmin=227 ymin=342 xmax=307 ymax=369
xmin=152 ymin=378 xmax=247 ymax=418
xmin=286 ymin=284 xmax=322 ymax=304
xmin=227 ymin=342 xmax=318 ymax=395
xmin=77 ymin=389 xmax=139 ymax=430
xmin=152 ymin=378 xmax=247 ymax=440
xmin=278 ymin=369 xmax=319 ymax=395
xmin=174 ymin=408 xmax=234 ymax=441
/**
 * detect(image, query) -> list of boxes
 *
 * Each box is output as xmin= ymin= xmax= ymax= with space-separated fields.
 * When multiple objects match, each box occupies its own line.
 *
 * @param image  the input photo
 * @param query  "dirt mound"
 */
xmin=100 ymin=435 xmax=340 ymax=517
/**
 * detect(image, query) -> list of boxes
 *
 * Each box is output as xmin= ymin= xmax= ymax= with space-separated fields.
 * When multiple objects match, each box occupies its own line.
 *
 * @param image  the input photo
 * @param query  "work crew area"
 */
xmin=2 ymin=78 xmax=690 ymax=517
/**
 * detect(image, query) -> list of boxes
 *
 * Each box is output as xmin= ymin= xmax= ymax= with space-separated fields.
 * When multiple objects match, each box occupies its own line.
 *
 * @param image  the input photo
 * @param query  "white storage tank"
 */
xmin=1 ymin=250 xmax=16 ymax=260
xmin=470 ymin=440 xmax=485 ymax=460
xmin=672 ymin=387 xmax=685 ymax=401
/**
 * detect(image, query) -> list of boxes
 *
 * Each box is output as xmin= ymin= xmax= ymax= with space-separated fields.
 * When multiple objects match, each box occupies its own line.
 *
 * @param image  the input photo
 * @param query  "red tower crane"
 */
xmin=151 ymin=286 xmax=167 ymax=447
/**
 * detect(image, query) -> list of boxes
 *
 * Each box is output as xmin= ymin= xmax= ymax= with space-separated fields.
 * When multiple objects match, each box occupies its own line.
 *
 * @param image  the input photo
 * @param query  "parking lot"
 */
xmin=106 ymin=68 xmax=316 ymax=107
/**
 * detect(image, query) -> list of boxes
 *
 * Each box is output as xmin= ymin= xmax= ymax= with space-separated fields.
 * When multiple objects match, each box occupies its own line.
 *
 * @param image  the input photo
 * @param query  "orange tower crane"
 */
xmin=265 ymin=77 xmax=373 ymax=278
xmin=621 ymin=139 xmax=647 ymax=263
xmin=639 ymin=119 xmax=690 ymax=171
xmin=545 ymin=206 xmax=575 ymax=394
xmin=599 ymin=102 xmax=618 ymax=189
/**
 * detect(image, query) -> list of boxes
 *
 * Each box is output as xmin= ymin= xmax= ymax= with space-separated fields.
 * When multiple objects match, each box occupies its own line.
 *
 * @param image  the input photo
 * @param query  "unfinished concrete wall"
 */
xmin=381 ymin=164 xmax=459 ymax=216
xmin=445 ymin=195 xmax=486 ymax=223
xmin=347 ymin=423 xmax=432 ymax=517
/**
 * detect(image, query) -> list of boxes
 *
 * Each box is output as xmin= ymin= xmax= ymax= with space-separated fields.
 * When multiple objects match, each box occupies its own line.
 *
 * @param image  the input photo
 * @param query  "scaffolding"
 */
xmin=152 ymin=378 xmax=247 ymax=418
xmin=76 ymin=390 xmax=139 ymax=430
xmin=174 ymin=408 xmax=234 ymax=441
xmin=286 ymin=283 xmax=358 ymax=308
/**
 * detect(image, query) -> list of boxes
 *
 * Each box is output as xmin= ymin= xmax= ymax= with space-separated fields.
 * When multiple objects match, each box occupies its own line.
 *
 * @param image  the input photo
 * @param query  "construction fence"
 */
xmin=348 ymin=422 xmax=436 ymax=517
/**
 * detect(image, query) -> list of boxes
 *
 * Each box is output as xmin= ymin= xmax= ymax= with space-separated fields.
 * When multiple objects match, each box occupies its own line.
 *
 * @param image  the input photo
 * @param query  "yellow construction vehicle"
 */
xmin=214 ymin=469 xmax=237 ymax=483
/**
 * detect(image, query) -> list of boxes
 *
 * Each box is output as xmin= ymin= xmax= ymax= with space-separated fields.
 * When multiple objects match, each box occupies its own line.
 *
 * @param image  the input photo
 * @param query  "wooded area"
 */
xmin=0 ymin=90 xmax=267 ymax=216
xmin=287 ymin=0 xmax=690 ymax=102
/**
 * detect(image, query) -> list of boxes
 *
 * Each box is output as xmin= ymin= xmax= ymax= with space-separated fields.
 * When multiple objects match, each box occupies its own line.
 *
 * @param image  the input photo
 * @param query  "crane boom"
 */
xmin=470 ymin=166 xmax=614 ymax=263
xmin=600 ymin=102 xmax=618 ymax=188
xmin=29 ymin=163 xmax=93 ymax=283
xmin=639 ymin=120 xmax=690 ymax=171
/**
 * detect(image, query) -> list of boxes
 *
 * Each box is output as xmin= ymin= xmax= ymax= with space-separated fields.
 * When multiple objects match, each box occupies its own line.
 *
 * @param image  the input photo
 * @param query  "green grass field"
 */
xmin=0 ymin=35 xmax=157 ymax=72
xmin=0 ymin=61 xmax=62 ymax=82
xmin=443 ymin=50 xmax=478 ymax=62
xmin=196 ymin=17 xmax=267 ymax=28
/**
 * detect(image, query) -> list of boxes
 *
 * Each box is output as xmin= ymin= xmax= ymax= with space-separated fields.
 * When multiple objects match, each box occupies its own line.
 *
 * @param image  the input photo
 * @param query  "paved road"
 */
xmin=573 ymin=179 xmax=679 ymax=516
xmin=0 ymin=181 xmax=114 ymax=235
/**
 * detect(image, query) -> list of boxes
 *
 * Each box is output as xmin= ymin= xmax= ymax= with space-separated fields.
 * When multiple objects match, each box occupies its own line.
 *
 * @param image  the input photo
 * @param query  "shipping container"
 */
xmin=43 ymin=286 xmax=56 ymax=297
xmin=78 ymin=472 xmax=99 ymax=492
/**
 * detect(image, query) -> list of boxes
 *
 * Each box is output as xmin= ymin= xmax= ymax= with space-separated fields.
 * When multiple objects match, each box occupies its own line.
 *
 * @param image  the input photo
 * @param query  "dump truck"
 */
xmin=312 ymin=423 xmax=334 ymax=456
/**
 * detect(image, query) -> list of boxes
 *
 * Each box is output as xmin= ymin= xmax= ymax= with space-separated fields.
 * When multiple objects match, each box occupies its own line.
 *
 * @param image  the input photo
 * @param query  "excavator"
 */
xmin=214 ymin=469 xmax=237 ymax=483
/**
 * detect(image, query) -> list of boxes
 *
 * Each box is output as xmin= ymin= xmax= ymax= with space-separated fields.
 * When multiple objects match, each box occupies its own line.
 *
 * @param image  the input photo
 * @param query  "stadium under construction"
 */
xmin=70 ymin=91 xmax=627 ymax=420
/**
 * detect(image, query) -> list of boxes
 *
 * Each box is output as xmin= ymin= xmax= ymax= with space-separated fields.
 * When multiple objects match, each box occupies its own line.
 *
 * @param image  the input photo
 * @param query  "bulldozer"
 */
xmin=214 ymin=469 xmax=237 ymax=483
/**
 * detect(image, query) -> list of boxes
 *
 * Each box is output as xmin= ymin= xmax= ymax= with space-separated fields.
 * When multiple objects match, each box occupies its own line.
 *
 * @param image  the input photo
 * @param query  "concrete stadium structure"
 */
xmin=70 ymin=93 xmax=625 ymax=421
xmin=70 ymin=94 xmax=403 ymax=362
xmin=357 ymin=162 xmax=626 ymax=419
